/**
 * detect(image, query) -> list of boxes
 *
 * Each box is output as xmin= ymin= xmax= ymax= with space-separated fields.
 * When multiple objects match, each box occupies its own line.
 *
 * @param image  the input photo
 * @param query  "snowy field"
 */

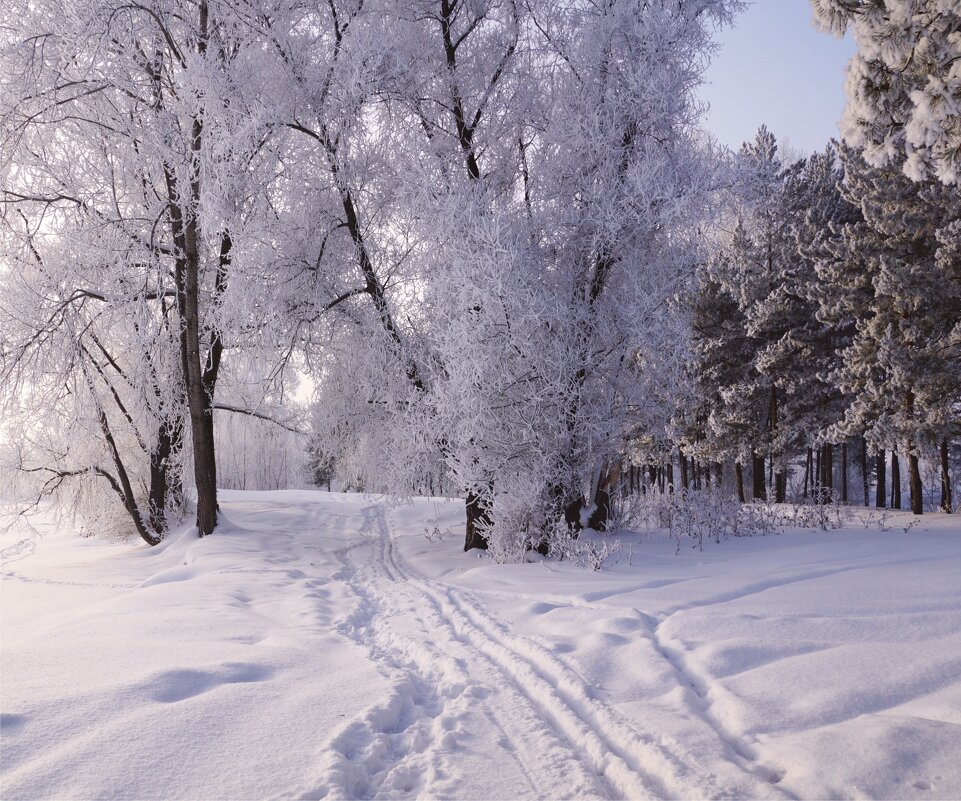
xmin=2 ymin=490 xmax=960 ymax=801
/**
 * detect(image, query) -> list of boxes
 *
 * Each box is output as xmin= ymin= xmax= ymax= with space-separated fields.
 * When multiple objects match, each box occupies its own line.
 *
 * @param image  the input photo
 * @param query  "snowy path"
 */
xmin=313 ymin=501 xmax=787 ymax=801
xmin=3 ymin=491 xmax=961 ymax=800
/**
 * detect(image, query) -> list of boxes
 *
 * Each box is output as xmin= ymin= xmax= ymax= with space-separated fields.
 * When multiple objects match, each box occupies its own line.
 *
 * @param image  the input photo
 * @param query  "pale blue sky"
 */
xmin=700 ymin=0 xmax=856 ymax=155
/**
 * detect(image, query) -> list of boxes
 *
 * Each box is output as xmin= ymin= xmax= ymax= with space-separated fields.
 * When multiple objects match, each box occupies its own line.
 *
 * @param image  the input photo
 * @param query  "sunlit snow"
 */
xmin=3 ymin=491 xmax=959 ymax=800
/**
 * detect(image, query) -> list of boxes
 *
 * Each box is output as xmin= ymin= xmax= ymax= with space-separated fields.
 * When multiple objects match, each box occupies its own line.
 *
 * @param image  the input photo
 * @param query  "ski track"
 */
xmin=388 ymin=506 xmax=798 ymax=801
xmin=228 ymin=498 xmax=797 ymax=800
xmin=286 ymin=503 xmax=609 ymax=801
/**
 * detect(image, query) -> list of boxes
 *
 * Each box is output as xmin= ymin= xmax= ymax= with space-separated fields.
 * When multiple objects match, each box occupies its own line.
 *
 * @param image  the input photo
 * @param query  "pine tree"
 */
xmin=791 ymin=143 xmax=864 ymax=500
xmin=727 ymin=127 xmax=811 ymax=501
xmin=827 ymin=144 xmax=961 ymax=514
xmin=688 ymin=257 xmax=755 ymax=501
xmin=812 ymin=0 xmax=961 ymax=185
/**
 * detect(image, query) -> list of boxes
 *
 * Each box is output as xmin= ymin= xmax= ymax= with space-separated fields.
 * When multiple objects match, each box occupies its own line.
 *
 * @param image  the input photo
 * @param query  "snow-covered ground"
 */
xmin=2 ymin=491 xmax=960 ymax=800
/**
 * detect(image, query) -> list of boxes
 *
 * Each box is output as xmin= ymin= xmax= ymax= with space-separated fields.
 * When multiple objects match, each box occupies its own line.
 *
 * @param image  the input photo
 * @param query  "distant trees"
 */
xmin=827 ymin=145 xmax=961 ymax=514
xmin=809 ymin=0 xmax=961 ymax=513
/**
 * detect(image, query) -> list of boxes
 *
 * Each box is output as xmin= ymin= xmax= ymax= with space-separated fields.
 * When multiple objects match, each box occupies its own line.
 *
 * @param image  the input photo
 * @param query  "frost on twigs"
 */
xmin=546 ymin=520 xmax=623 ymax=571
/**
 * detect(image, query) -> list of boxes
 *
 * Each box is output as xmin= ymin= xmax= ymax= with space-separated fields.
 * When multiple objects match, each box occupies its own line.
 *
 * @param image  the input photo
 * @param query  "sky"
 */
xmin=700 ymin=0 xmax=857 ymax=156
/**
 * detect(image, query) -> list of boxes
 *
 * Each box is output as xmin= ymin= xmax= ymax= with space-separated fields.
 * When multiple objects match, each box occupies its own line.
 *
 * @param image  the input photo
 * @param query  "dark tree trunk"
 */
xmin=841 ymin=442 xmax=848 ymax=503
xmin=891 ymin=451 xmax=901 ymax=510
xmin=804 ymin=447 xmax=812 ymax=499
xmin=908 ymin=449 xmax=923 ymax=515
xmin=679 ymin=447 xmax=689 ymax=490
xmin=734 ymin=461 xmax=745 ymax=503
xmin=824 ymin=444 xmax=834 ymax=494
xmin=166 ymin=199 xmax=218 ymax=536
xmin=861 ymin=438 xmax=870 ymax=507
xmin=464 ymin=489 xmax=492 ymax=551
xmin=941 ymin=439 xmax=953 ymax=513
xmin=715 ymin=462 xmax=723 ymax=488
xmin=150 ymin=5 xmax=219 ymax=539
xmin=587 ymin=463 xmax=621 ymax=531
xmin=876 ymin=448 xmax=886 ymax=508
xmin=815 ymin=447 xmax=823 ymax=495
xmin=773 ymin=452 xmax=785 ymax=502
xmin=752 ymin=451 xmax=766 ymax=500
xmin=666 ymin=463 xmax=674 ymax=492
xmin=768 ymin=383 xmax=778 ymax=496
xmin=147 ymin=421 xmax=183 ymax=534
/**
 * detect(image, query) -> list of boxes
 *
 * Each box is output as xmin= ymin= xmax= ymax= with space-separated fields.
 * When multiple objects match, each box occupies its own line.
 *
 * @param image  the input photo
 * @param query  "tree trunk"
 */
xmin=666 ymin=462 xmax=674 ymax=492
xmin=735 ymin=461 xmax=745 ymax=503
xmin=157 ymin=12 xmax=219 ymax=538
xmin=768 ymin=383 xmax=778 ymax=496
xmin=587 ymin=462 xmax=621 ymax=531
xmin=752 ymin=451 xmax=766 ymax=500
xmin=941 ymin=439 xmax=953 ymax=513
xmin=861 ymin=438 xmax=870 ymax=507
xmin=166 ymin=185 xmax=218 ymax=536
xmin=679 ymin=447 xmax=689 ymax=490
xmin=841 ymin=442 xmax=848 ymax=503
xmin=908 ymin=449 xmax=923 ymax=515
xmin=876 ymin=448 xmax=886 ymax=508
xmin=464 ymin=489 xmax=492 ymax=551
xmin=804 ymin=447 xmax=812 ymax=499
xmin=824 ymin=443 xmax=834 ymax=494
xmin=815 ymin=446 xmax=822 ymax=496
xmin=147 ymin=421 xmax=182 ymax=534
xmin=891 ymin=451 xmax=901 ymax=510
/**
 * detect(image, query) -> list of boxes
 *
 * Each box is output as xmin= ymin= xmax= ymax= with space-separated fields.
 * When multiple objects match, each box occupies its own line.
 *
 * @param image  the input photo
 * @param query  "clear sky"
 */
xmin=700 ymin=0 xmax=857 ymax=155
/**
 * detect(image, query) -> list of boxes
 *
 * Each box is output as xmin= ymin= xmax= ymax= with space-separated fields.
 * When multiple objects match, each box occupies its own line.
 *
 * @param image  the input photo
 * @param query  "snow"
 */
xmin=3 ymin=491 xmax=960 ymax=800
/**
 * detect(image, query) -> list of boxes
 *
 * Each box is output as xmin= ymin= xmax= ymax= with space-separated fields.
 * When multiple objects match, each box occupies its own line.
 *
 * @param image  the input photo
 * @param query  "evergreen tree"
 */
xmin=790 ymin=144 xmax=864 ymax=500
xmin=727 ymin=127 xmax=808 ymax=501
xmin=812 ymin=0 xmax=961 ymax=185
xmin=827 ymin=144 xmax=961 ymax=514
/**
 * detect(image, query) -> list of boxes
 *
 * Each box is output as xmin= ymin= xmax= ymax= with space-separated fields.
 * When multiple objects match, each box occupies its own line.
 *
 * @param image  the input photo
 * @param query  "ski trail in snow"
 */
xmin=378 ymin=505 xmax=789 ymax=801
xmin=289 ymin=502 xmax=608 ymax=801
xmin=438 ymin=581 xmax=795 ymax=797
xmin=646 ymin=621 xmax=791 ymax=788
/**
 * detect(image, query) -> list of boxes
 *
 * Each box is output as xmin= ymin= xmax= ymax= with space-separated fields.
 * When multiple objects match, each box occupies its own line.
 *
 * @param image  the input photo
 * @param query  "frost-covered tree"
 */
xmin=417 ymin=0 xmax=738 ymax=558
xmin=0 ymin=223 xmax=186 ymax=543
xmin=812 ymin=0 xmax=961 ymax=185
xmin=1 ymin=0 xmax=300 ymax=538
xmin=688 ymin=257 xmax=755 ymax=501
xmin=721 ymin=127 xmax=811 ymax=501
xmin=792 ymin=144 xmax=864 ymax=501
